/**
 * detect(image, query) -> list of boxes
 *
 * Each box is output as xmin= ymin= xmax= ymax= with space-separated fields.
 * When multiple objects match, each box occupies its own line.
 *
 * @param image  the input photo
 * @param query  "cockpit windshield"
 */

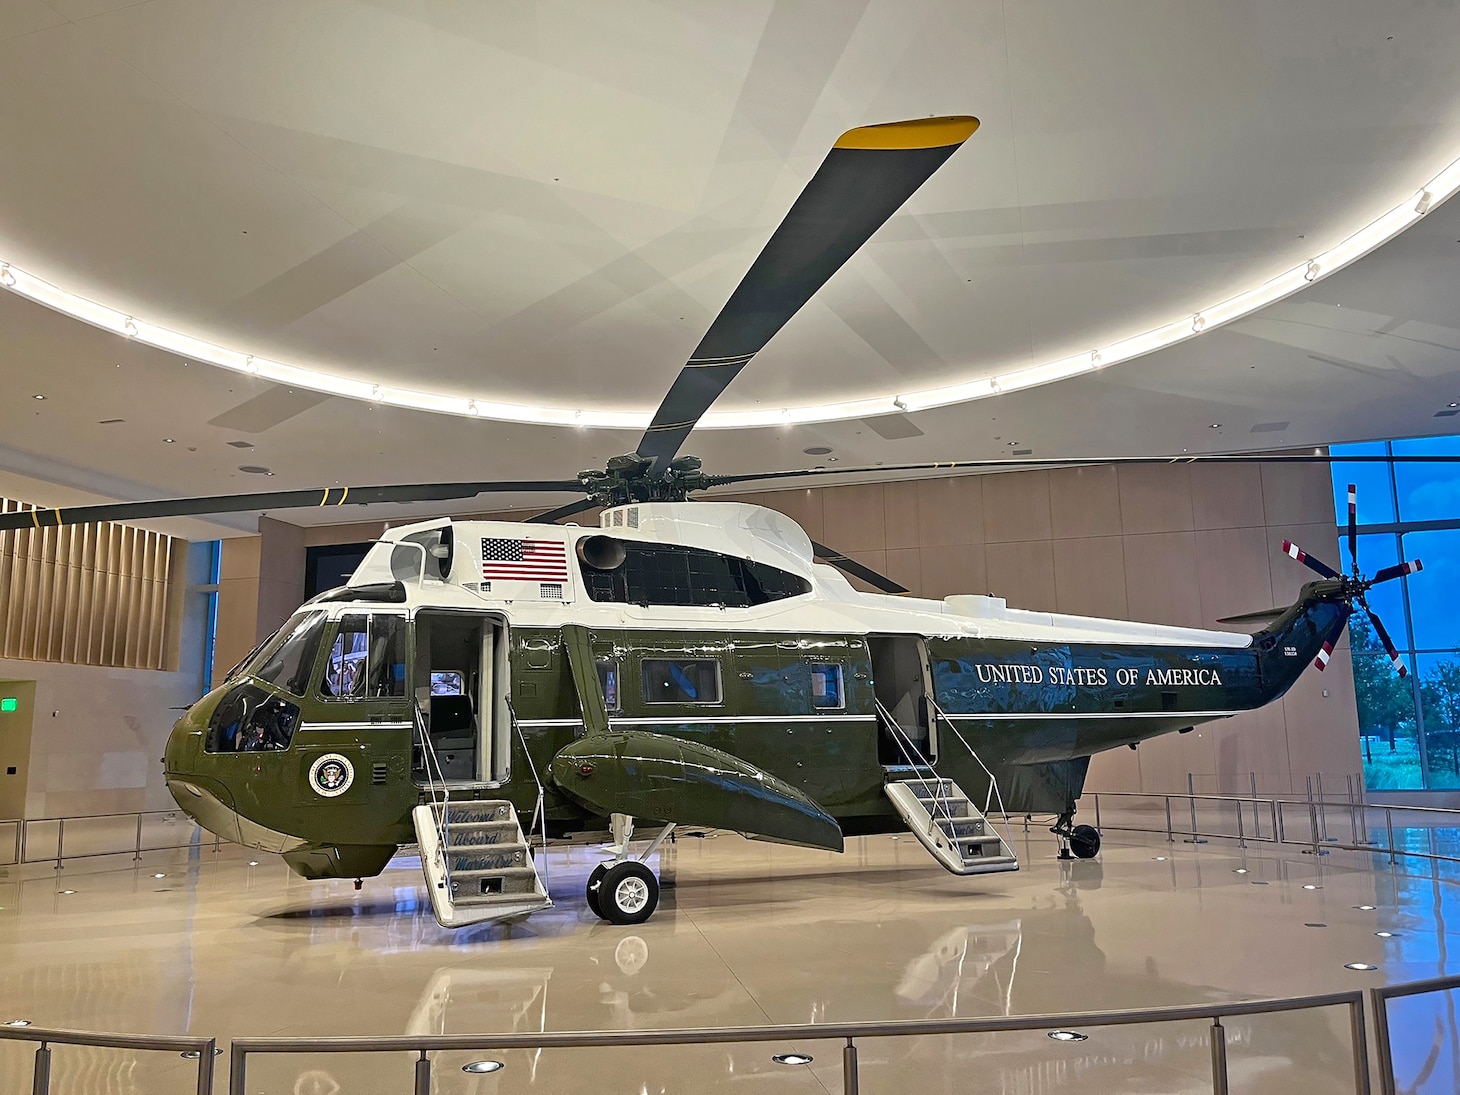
xmin=240 ymin=611 xmax=328 ymax=697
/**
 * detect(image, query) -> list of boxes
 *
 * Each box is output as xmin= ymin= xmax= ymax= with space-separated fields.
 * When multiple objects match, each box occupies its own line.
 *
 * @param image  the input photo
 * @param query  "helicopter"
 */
xmin=0 ymin=115 xmax=1425 ymax=927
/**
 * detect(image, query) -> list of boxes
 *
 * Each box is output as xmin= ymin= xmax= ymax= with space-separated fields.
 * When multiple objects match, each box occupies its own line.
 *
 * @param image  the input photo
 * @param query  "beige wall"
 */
xmin=212 ymin=517 xmax=305 ymax=681
xmin=259 ymin=461 xmax=1362 ymax=798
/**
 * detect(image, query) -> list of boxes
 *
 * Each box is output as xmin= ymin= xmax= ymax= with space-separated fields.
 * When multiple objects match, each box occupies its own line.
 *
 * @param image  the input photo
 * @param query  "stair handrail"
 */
xmin=412 ymin=704 xmax=454 ymax=892
xmin=874 ymin=698 xmax=959 ymax=838
xmin=507 ymin=697 xmax=550 ymax=892
xmin=928 ymin=699 xmax=1017 ymax=850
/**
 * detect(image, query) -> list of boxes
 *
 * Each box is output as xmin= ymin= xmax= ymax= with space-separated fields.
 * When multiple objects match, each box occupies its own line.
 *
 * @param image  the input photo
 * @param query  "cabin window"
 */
xmin=430 ymin=670 xmax=464 ymax=696
xmin=810 ymin=663 xmax=845 ymax=709
xmin=205 ymin=682 xmax=302 ymax=753
xmin=580 ymin=542 xmax=810 ymax=608
xmin=320 ymin=614 xmax=407 ymax=700
xmin=249 ymin=611 xmax=328 ymax=698
xmin=642 ymin=658 xmax=722 ymax=705
xmin=596 ymin=660 xmax=621 ymax=713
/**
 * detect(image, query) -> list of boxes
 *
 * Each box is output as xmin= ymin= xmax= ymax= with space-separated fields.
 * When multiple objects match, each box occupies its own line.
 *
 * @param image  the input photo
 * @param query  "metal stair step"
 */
xmin=446 ymin=826 xmax=521 ymax=849
xmin=449 ymin=848 xmax=531 ymax=872
xmin=916 ymin=796 xmax=971 ymax=817
xmin=443 ymin=802 xmax=515 ymax=825
xmin=936 ymin=817 xmax=988 ymax=838
xmin=453 ymin=890 xmax=552 ymax=910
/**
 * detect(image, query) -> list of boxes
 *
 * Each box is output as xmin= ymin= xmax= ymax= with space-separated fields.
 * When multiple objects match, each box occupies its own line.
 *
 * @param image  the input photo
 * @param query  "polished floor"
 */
xmin=0 ymin=817 xmax=1457 ymax=1094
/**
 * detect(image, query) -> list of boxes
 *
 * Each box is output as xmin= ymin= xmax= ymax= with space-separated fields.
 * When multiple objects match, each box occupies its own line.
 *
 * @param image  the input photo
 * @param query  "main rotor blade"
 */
xmin=1281 ymin=540 xmax=1341 ymax=580
xmin=1364 ymin=605 xmax=1408 ymax=677
xmin=810 ymin=541 xmax=908 ymax=594
xmin=1216 ymin=606 xmax=1290 ymax=625
xmin=1371 ymin=559 xmax=1422 ymax=585
xmin=636 ymin=116 xmax=979 ymax=475
xmin=707 ymin=452 xmax=1460 ymax=490
xmin=526 ymin=498 xmax=600 ymax=524
xmin=1346 ymin=483 xmax=1358 ymax=573
xmin=0 ymin=480 xmax=586 ymax=532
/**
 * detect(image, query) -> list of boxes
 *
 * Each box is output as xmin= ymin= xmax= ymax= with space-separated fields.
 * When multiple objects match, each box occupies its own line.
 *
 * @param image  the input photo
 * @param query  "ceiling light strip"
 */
xmin=1 ymin=154 xmax=1457 ymax=430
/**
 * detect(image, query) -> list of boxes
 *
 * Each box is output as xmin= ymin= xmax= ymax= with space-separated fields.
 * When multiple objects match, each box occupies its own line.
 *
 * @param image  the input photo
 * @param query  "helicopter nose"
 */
xmin=164 ymin=704 xmax=246 ymax=844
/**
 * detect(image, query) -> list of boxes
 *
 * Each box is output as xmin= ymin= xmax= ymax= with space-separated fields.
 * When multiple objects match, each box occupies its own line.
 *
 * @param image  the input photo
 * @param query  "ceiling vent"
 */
xmin=1012 ymin=448 xmax=1032 ymax=456
xmin=227 ymin=440 xmax=255 ymax=449
xmin=238 ymin=465 xmax=271 ymax=474
xmin=1435 ymin=409 xmax=1459 ymax=418
xmin=862 ymin=414 xmax=925 ymax=440
xmin=1250 ymin=421 xmax=1290 ymax=433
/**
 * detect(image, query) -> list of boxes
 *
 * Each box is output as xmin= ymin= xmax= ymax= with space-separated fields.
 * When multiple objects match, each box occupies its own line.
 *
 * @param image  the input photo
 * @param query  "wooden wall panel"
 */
xmin=0 ymin=499 xmax=176 ymax=671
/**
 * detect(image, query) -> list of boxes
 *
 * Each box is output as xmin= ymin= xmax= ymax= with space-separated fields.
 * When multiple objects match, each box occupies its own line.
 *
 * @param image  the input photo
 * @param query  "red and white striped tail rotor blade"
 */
xmin=1313 ymin=640 xmax=1335 ymax=672
xmin=1280 ymin=540 xmax=1341 ymax=580
xmin=1370 ymin=559 xmax=1422 ymax=585
xmin=1347 ymin=483 xmax=1358 ymax=570
xmin=1364 ymin=606 xmax=1408 ymax=678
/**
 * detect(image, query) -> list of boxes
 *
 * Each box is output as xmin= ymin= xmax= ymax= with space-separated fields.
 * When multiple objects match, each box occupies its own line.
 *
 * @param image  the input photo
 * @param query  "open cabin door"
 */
xmin=868 ymin=634 xmax=936 ymax=766
xmin=414 ymin=610 xmax=511 ymax=786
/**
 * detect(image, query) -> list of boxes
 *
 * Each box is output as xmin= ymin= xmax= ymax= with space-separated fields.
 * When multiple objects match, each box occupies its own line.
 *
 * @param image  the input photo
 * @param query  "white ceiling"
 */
xmin=1 ymin=0 xmax=1459 ymax=536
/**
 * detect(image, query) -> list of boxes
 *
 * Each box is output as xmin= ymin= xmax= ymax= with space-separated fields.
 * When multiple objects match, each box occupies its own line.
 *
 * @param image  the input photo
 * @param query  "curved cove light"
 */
xmin=2 ymin=154 xmax=1459 ymax=431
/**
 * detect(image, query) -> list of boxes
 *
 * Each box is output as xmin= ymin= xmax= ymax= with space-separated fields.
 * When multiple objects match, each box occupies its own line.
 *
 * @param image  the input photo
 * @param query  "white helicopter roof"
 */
xmin=345 ymin=502 xmax=1252 ymax=651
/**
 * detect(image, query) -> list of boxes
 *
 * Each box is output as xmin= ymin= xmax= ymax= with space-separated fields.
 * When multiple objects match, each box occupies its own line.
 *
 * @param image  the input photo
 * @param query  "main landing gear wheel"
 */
xmin=1069 ymin=824 xmax=1101 ymax=859
xmin=595 ymin=861 xmax=660 ymax=925
xmin=585 ymin=863 xmax=609 ymax=919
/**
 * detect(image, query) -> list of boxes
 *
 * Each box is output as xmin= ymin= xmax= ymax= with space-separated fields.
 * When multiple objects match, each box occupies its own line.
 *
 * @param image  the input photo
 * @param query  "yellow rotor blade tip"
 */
xmin=835 ymin=115 xmax=980 ymax=151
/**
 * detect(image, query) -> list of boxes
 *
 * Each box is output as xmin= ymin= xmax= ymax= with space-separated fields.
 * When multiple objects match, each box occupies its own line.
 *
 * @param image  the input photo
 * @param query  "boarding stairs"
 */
xmin=411 ymin=710 xmax=551 ymax=927
xmin=877 ymin=700 xmax=1019 ymax=877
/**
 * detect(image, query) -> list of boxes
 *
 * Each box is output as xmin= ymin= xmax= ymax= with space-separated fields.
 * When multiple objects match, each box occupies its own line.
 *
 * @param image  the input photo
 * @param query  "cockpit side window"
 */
xmin=205 ymin=683 xmax=302 ymax=753
xmin=249 ymin=612 xmax=328 ymax=698
xmin=320 ymin=614 xmax=408 ymax=700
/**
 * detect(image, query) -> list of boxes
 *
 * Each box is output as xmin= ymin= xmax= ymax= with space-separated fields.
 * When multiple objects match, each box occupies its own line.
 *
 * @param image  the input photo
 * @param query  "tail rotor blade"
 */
xmin=1364 ymin=605 xmax=1409 ymax=678
xmin=1370 ymin=559 xmax=1422 ymax=585
xmin=1280 ymin=540 xmax=1341 ymax=580
xmin=1346 ymin=483 xmax=1358 ymax=573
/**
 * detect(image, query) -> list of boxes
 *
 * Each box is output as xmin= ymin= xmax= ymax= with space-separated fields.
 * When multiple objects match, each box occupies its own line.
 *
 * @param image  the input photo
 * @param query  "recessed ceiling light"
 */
xmin=32 ymin=394 xmax=44 ymax=400
xmin=163 ymin=438 xmax=175 ymax=443
xmin=1375 ymin=931 xmax=1397 ymax=938
xmin=462 ymin=1061 xmax=504 ymax=1074
xmin=1345 ymin=962 xmax=1378 ymax=971
xmin=1450 ymin=402 xmax=1459 ymax=408
xmin=1008 ymin=440 xmax=1018 ymax=446
xmin=1048 ymin=1031 xmax=1088 ymax=1042
xmin=771 ymin=1054 xmax=814 ymax=1066
xmin=1355 ymin=905 xmax=1377 ymax=911
xmin=1209 ymin=423 xmax=1221 ymax=428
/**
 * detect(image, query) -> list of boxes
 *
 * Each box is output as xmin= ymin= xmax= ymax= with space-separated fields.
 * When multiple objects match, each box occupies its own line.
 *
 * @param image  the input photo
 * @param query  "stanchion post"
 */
xmin=1209 ymin=1017 xmax=1229 ymax=1095
xmin=1188 ymin=773 xmax=1199 ymax=836
xmin=32 ymin=1043 xmax=50 ymax=1095
xmin=54 ymin=819 xmax=64 ymax=870
xmin=134 ymin=814 xmax=144 ymax=863
xmin=1386 ymin=809 xmax=1396 ymax=866
xmin=1236 ymin=803 xmax=1245 ymax=849
xmin=843 ymin=1037 xmax=860 ymax=1095
xmin=1165 ymin=797 xmax=1174 ymax=843
xmin=1094 ymin=794 xmax=1101 ymax=833
xmin=414 ymin=1050 xmax=431 ymax=1095
xmin=1349 ymin=997 xmax=1372 ymax=1095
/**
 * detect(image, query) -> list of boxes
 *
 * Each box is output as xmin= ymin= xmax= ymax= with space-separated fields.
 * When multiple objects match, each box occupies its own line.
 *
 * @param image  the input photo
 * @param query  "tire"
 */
xmin=585 ymin=863 xmax=609 ymax=919
xmin=1070 ymin=824 xmax=1101 ymax=859
xmin=597 ymin=861 xmax=659 ymax=925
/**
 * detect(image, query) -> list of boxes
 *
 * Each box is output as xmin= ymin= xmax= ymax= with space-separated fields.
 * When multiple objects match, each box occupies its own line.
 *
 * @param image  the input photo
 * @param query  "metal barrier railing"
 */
xmin=1085 ymin=790 xmax=1460 ymax=868
xmin=0 ymin=1020 xmax=215 ymax=1095
xmin=227 ymin=989 xmax=1370 ymax=1095
xmin=0 ymin=809 xmax=221 ymax=869
xmin=1370 ymin=972 xmax=1460 ymax=1095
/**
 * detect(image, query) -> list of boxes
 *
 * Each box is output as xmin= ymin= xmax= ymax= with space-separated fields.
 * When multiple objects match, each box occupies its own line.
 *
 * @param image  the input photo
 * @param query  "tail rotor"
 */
xmin=1277 ymin=484 xmax=1420 ymax=677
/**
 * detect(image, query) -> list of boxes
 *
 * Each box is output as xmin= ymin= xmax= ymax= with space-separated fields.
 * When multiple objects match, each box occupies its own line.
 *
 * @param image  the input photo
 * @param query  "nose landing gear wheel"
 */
xmin=1069 ymin=824 xmax=1101 ymax=859
xmin=594 ymin=861 xmax=659 ymax=925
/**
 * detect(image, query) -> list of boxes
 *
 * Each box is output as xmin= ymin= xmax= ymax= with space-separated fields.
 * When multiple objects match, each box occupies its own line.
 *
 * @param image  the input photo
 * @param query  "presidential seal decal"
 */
xmin=309 ymin=754 xmax=354 ymax=798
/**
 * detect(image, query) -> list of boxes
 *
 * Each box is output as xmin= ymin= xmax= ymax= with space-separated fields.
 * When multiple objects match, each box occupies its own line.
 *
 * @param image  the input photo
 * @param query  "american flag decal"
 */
xmin=480 ymin=537 xmax=569 ymax=582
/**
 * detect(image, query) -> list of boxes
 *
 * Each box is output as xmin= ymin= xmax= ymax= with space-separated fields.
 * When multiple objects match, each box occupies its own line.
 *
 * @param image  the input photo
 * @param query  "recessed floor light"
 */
xmin=59 ymin=890 xmax=75 ymax=895
xmin=180 ymin=1049 xmax=222 ymax=1059
xmin=1234 ymin=868 xmax=1248 ymax=874
xmin=4 ymin=1019 xmax=30 ymax=1027
xmin=1345 ymin=963 xmax=1378 ymax=971
xmin=153 ymin=873 xmax=166 ymax=879
xmin=248 ymin=861 xmax=259 ymax=867
xmin=462 ymin=1060 xmax=505 ymax=1074
xmin=1302 ymin=884 xmax=1321 ymax=890
xmin=1048 ymin=1031 xmax=1088 ymax=1042
xmin=1355 ymin=905 xmax=1377 ymax=911
xmin=772 ymin=1053 xmax=814 ymax=1066
xmin=1375 ymin=931 xmax=1397 ymax=938
xmin=1153 ymin=856 xmax=1168 ymax=861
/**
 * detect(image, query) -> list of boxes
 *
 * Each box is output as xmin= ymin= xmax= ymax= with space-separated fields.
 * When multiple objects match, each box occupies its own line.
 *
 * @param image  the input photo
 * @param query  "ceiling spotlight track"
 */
xmin=1 ymin=140 xmax=1458 ymax=429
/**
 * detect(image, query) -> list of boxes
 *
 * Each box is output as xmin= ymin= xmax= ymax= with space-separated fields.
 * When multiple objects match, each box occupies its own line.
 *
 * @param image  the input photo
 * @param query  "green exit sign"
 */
xmin=0 ymin=698 xmax=17 ymax=713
